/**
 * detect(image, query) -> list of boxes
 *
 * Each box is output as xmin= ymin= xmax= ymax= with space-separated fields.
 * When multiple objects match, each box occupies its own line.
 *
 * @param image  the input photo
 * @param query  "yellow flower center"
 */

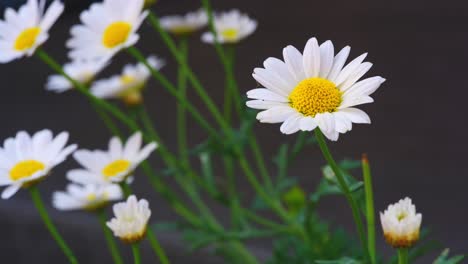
xmin=86 ymin=193 xmax=97 ymax=201
xmin=102 ymin=159 xmax=131 ymax=179
xmin=14 ymin=27 xmax=41 ymax=51
xmin=10 ymin=160 xmax=46 ymax=181
xmin=397 ymin=212 xmax=407 ymax=221
xmin=288 ymin=78 xmax=342 ymax=117
xmin=221 ymin=28 xmax=239 ymax=41
xmin=102 ymin=22 xmax=132 ymax=48
xmin=120 ymin=75 xmax=136 ymax=85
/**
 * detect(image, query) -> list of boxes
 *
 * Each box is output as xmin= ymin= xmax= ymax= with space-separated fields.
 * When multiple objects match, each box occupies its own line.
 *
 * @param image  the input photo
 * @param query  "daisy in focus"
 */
xmin=67 ymin=0 xmax=148 ymax=61
xmin=246 ymin=37 xmax=386 ymax=141
xmin=160 ymin=9 xmax=208 ymax=36
xmin=0 ymin=130 xmax=77 ymax=199
xmin=107 ymin=195 xmax=151 ymax=243
xmin=67 ymin=132 xmax=157 ymax=185
xmin=0 ymin=0 xmax=64 ymax=63
xmin=53 ymin=183 xmax=122 ymax=211
xmin=46 ymin=59 xmax=109 ymax=93
xmin=380 ymin=197 xmax=422 ymax=248
xmin=201 ymin=9 xmax=257 ymax=44
xmin=90 ymin=56 xmax=164 ymax=105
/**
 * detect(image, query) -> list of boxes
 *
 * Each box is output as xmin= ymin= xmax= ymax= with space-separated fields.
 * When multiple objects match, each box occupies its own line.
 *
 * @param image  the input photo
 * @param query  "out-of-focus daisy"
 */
xmin=107 ymin=195 xmax=151 ymax=243
xmin=201 ymin=9 xmax=257 ymax=44
xmin=0 ymin=130 xmax=77 ymax=199
xmin=160 ymin=9 xmax=208 ymax=35
xmin=246 ymin=37 xmax=385 ymax=141
xmin=0 ymin=0 xmax=64 ymax=63
xmin=67 ymin=0 xmax=148 ymax=61
xmin=380 ymin=197 xmax=422 ymax=248
xmin=46 ymin=59 xmax=109 ymax=93
xmin=67 ymin=132 xmax=157 ymax=185
xmin=90 ymin=56 xmax=164 ymax=105
xmin=53 ymin=183 xmax=122 ymax=211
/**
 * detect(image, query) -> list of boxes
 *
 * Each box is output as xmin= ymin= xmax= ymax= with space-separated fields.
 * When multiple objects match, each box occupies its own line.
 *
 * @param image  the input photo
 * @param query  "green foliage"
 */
xmin=433 ymin=249 xmax=465 ymax=264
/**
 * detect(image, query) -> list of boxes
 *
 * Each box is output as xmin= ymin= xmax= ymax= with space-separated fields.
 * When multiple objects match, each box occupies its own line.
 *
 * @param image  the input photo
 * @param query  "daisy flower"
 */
xmin=107 ymin=195 xmax=151 ymax=243
xmin=246 ymin=37 xmax=386 ymax=141
xmin=67 ymin=132 xmax=157 ymax=185
xmin=201 ymin=9 xmax=257 ymax=44
xmin=46 ymin=59 xmax=109 ymax=93
xmin=0 ymin=0 xmax=64 ymax=63
xmin=90 ymin=56 xmax=164 ymax=105
xmin=0 ymin=129 xmax=77 ymax=199
xmin=53 ymin=183 xmax=122 ymax=211
xmin=380 ymin=197 xmax=422 ymax=248
xmin=160 ymin=9 xmax=208 ymax=35
xmin=67 ymin=0 xmax=148 ymax=61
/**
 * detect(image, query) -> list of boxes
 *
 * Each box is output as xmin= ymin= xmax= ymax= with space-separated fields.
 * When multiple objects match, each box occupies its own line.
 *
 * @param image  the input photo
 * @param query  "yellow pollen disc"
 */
xmin=120 ymin=75 xmax=136 ymax=85
xmin=86 ymin=193 xmax=97 ymax=201
xmin=102 ymin=22 xmax=132 ymax=48
xmin=102 ymin=159 xmax=131 ymax=179
xmin=10 ymin=160 xmax=46 ymax=181
xmin=221 ymin=28 xmax=239 ymax=41
xmin=14 ymin=27 xmax=41 ymax=51
xmin=288 ymin=78 xmax=342 ymax=117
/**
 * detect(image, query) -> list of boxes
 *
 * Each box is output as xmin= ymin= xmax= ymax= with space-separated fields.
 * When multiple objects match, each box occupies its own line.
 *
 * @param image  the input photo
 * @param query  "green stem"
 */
xmin=132 ymin=243 xmax=141 ymax=264
xmin=147 ymin=231 xmax=171 ymax=264
xmin=120 ymin=181 xmax=132 ymax=198
xmin=177 ymin=38 xmax=189 ymax=164
xmin=362 ymin=154 xmax=376 ymax=264
xmin=314 ymin=129 xmax=369 ymax=261
xmin=98 ymin=210 xmax=124 ymax=264
xmin=29 ymin=186 xmax=78 ymax=264
xmin=398 ymin=248 xmax=409 ymax=264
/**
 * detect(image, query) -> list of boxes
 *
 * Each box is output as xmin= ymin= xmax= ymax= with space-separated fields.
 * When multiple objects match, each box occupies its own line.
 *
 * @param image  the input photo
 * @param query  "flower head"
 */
xmin=46 ymin=59 xmax=109 ymax=93
xmin=106 ymin=195 xmax=151 ymax=243
xmin=53 ymin=183 xmax=122 ymax=211
xmin=380 ymin=197 xmax=422 ymax=248
xmin=160 ymin=9 xmax=208 ymax=36
xmin=90 ymin=56 xmax=164 ymax=105
xmin=0 ymin=130 xmax=77 ymax=199
xmin=201 ymin=9 xmax=257 ymax=44
xmin=246 ymin=37 xmax=385 ymax=141
xmin=0 ymin=0 xmax=64 ymax=63
xmin=67 ymin=132 xmax=157 ymax=185
xmin=67 ymin=0 xmax=148 ymax=61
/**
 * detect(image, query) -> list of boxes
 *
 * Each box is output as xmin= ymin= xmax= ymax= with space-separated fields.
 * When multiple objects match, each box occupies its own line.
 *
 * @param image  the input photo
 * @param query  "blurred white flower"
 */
xmin=67 ymin=0 xmax=147 ymax=61
xmin=246 ymin=37 xmax=385 ymax=141
xmin=67 ymin=132 xmax=157 ymax=185
xmin=380 ymin=197 xmax=422 ymax=248
xmin=90 ymin=56 xmax=164 ymax=105
xmin=107 ymin=195 xmax=151 ymax=243
xmin=0 ymin=130 xmax=77 ymax=199
xmin=53 ymin=183 xmax=122 ymax=211
xmin=46 ymin=59 xmax=109 ymax=93
xmin=201 ymin=9 xmax=257 ymax=44
xmin=0 ymin=0 xmax=64 ymax=63
xmin=160 ymin=9 xmax=208 ymax=35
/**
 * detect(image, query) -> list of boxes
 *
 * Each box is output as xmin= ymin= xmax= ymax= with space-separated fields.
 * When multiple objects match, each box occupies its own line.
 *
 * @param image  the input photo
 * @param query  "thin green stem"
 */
xmin=177 ymin=38 xmax=189 ymax=164
xmin=98 ymin=210 xmax=124 ymax=264
xmin=132 ymin=243 xmax=141 ymax=264
xmin=398 ymin=248 xmax=409 ymax=264
xmin=120 ymin=181 xmax=132 ymax=198
xmin=362 ymin=154 xmax=376 ymax=264
xmin=29 ymin=186 xmax=78 ymax=264
xmin=147 ymin=231 xmax=171 ymax=264
xmin=314 ymin=129 xmax=369 ymax=262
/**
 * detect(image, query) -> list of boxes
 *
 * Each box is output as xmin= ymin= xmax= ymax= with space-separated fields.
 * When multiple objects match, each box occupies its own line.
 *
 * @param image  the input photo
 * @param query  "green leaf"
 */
xmin=315 ymin=257 xmax=362 ymax=264
xmin=433 ymin=249 xmax=465 ymax=264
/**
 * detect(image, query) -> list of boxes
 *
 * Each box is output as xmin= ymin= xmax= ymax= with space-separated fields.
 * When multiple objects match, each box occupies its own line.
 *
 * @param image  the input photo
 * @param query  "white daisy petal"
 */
xmin=319 ymin=40 xmax=334 ymax=78
xmin=334 ymin=53 xmax=368 ymax=86
xmin=280 ymin=114 xmax=302 ymax=134
xmin=246 ymin=88 xmax=288 ymax=102
xmin=253 ymin=68 xmax=290 ymax=97
xmin=344 ymin=76 xmax=386 ymax=98
xmin=256 ymin=106 xmax=296 ymax=124
xmin=201 ymin=10 xmax=256 ymax=44
xmin=327 ymin=46 xmax=350 ymax=82
xmin=246 ymin=100 xmax=287 ymax=110
xmin=339 ymin=62 xmax=373 ymax=92
xmin=340 ymin=108 xmax=371 ymax=124
xmin=303 ymin=37 xmax=320 ymax=78
xmin=283 ymin=45 xmax=306 ymax=83
xmin=299 ymin=116 xmax=318 ymax=131
xmin=2 ymin=184 xmax=21 ymax=199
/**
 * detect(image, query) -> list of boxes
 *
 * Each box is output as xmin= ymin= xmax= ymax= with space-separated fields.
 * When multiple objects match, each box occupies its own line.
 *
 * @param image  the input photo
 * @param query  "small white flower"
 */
xmin=0 ymin=0 xmax=64 ymax=63
xmin=53 ymin=183 xmax=122 ymax=211
xmin=107 ymin=195 xmax=151 ymax=243
xmin=67 ymin=0 xmax=148 ymax=61
xmin=0 ymin=130 xmax=77 ymax=199
xmin=201 ymin=9 xmax=257 ymax=44
xmin=380 ymin=197 xmax=422 ymax=248
xmin=91 ymin=56 xmax=164 ymax=104
xmin=67 ymin=132 xmax=157 ymax=185
xmin=160 ymin=9 xmax=208 ymax=35
xmin=46 ymin=59 xmax=109 ymax=93
xmin=246 ymin=37 xmax=386 ymax=141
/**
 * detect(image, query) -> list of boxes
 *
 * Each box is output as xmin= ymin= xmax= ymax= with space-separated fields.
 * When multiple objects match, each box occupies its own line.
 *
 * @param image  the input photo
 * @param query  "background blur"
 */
xmin=0 ymin=0 xmax=467 ymax=263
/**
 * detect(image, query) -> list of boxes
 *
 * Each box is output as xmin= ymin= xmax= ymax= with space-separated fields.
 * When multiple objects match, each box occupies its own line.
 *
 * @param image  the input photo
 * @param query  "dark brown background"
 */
xmin=0 ymin=0 xmax=466 ymax=263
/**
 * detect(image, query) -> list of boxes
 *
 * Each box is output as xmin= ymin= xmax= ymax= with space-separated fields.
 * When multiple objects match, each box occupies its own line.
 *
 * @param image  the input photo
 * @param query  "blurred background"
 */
xmin=0 ymin=0 xmax=467 ymax=263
